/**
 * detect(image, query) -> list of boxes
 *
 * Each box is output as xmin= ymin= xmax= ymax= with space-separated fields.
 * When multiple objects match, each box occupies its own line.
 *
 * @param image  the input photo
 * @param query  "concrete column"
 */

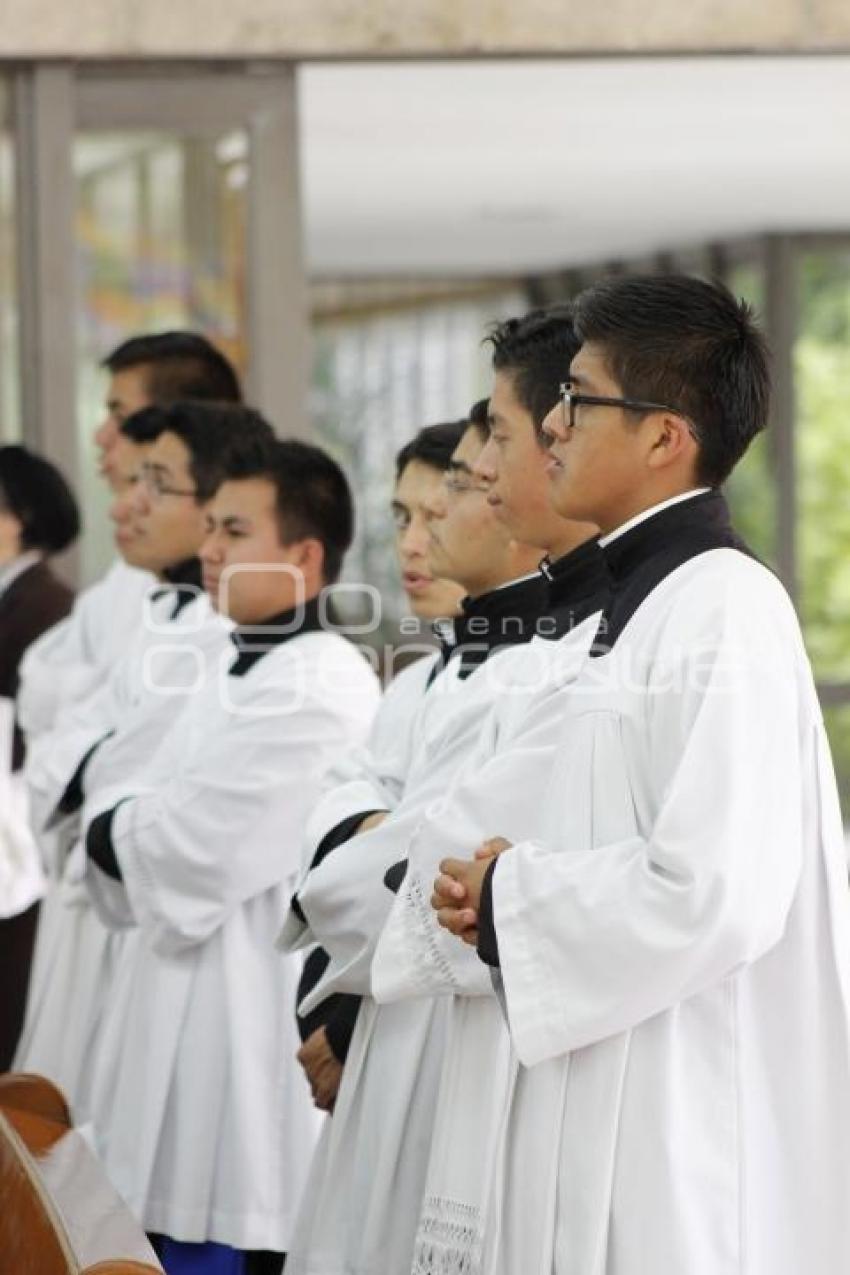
xmin=14 ymin=68 xmax=77 ymax=470
xmin=246 ymin=66 xmax=311 ymax=438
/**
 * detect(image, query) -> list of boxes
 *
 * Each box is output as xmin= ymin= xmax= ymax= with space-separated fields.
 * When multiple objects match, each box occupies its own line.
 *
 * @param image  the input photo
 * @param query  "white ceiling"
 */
xmin=298 ymin=55 xmax=850 ymax=277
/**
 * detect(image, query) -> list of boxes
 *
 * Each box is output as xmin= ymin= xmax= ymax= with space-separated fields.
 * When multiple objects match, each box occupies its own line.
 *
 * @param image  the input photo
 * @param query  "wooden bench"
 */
xmin=0 ymin=1072 xmax=163 ymax=1274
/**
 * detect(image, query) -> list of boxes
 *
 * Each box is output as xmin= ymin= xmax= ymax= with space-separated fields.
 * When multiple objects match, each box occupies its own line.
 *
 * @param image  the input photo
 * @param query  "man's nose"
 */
xmin=400 ymin=512 xmax=430 ymax=557
xmin=199 ymin=531 xmax=220 ymax=563
xmin=541 ymin=401 xmax=568 ymax=443
xmin=109 ymin=495 xmax=129 ymax=525
xmin=472 ymin=437 xmax=498 ymax=481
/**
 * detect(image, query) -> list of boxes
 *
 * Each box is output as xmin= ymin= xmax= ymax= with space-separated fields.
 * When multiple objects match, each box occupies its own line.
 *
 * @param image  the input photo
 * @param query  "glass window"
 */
xmin=796 ymin=249 xmax=850 ymax=685
xmin=74 ymin=129 xmax=249 ymax=581
xmin=312 ymin=288 xmax=524 ymax=631
xmin=0 ymin=79 xmax=20 ymax=442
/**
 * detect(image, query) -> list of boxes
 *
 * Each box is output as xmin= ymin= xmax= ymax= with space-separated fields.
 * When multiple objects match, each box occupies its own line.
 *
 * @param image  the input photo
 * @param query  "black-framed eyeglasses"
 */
xmin=443 ymin=474 xmax=491 ymax=496
xmin=559 ymin=382 xmax=695 ymax=434
xmin=138 ymin=465 xmax=197 ymax=503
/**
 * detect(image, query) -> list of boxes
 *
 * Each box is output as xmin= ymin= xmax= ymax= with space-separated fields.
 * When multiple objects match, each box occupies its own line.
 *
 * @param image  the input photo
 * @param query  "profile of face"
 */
xmin=94 ymin=366 xmax=151 ymax=489
xmin=123 ymin=430 xmax=208 ymax=575
xmin=542 ymin=341 xmax=698 ymax=534
xmin=107 ymin=438 xmax=150 ymax=557
xmin=0 ymin=498 xmax=22 ymax=566
xmin=201 ymin=476 xmax=321 ymax=626
xmin=392 ymin=459 xmax=465 ymax=620
xmin=473 ymin=371 xmax=582 ymax=555
xmin=425 ymin=426 xmax=513 ymax=597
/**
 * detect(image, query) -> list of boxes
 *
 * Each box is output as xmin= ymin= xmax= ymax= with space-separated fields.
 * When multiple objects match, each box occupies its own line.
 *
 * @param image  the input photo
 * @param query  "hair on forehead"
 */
xmin=573 ymin=273 xmax=770 ymax=485
xmin=103 ymin=330 xmax=242 ymax=404
xmin=395 ymin=419 xmax=468 ymax=479
xmin=219 ymin=436 xmax=355 ymax=585
xmin=486 ymin=305 xmax=580 ymax=432
xmin=120 ymin=402 xmax=274 ymax=502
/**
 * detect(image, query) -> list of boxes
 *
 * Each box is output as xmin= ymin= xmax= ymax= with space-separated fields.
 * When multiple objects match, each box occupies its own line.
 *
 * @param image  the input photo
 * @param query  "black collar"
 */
xmin=538 ymin=537 xmax=611 ymax=637
xmin=229 ymin=595 xmax=324 ymax=677
xmin=592 ymin=489 xmax=754 ymax=656
xmin=430 ymin=572 xmax=548 ymax=682
xmin=152 ymin=557 xmax=204 ymax=618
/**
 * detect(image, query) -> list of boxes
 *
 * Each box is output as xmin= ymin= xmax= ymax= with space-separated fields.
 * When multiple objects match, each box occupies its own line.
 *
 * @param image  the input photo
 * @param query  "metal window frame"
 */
xmin=12 ymin=62 xmax=310 ymax=579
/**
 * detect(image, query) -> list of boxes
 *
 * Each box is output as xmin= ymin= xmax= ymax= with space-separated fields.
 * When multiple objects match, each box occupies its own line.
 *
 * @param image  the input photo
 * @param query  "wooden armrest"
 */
xmin=0 ymin=1073 xmax=163 ymax=1274
xmin=86 ymin=1264 xmax=163 ymax=1274
xmin=0 ymin=1073 xmax=72 ymax=1127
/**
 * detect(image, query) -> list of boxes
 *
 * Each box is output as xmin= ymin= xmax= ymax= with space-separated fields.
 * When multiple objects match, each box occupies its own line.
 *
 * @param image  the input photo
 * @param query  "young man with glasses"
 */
xmin=432 ymin=275 xmax=850 ymax=1275
xmin=17 ymin=403 xmax=270 ymax=1115
xmin=18 ymin=331 xmax=242 ymax=743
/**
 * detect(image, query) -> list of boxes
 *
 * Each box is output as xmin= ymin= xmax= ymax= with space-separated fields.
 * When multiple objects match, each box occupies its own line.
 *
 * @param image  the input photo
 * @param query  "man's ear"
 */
xmin=645 ymin=412 xmax=699 ymax=476
xmin=286 ymin=536 xmax=326 ymax=580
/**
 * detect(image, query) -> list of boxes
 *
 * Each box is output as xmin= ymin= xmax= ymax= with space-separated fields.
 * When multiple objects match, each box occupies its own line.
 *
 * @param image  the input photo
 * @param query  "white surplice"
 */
xmin=368 ymin=622 xmax=603 ymax=1275
xmin=0 ymin=698 xmax=44 ymax=919
xmin=282 ymin=632 xmax=595 ymax=1275
xmin=17 ymin=559 xmax=154 ymax=743
xmin=84 ymin=631 xmax=379 ymax=1251
xmin=303 ymin=651 xmax=438 ymax=857
xmin=14 ymin=591 xmax=229 ymax=1116
xmin=477 ymin=549 xmax=850 ymax=1275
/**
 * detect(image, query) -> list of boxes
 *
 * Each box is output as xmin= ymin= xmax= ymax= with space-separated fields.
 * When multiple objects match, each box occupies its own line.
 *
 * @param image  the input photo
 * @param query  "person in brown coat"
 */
xmin=0 ymin=444 xmax=80 ymax=1068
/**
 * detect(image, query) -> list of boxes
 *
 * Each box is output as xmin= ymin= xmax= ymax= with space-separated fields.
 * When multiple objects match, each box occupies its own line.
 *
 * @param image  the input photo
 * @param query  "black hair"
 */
xmin=572 ymin=275 xmax=771 ymax=485
xmin=395 ymin=420 xmax=468 ymax=480
xmin=103 ymin=331 xmax=242 ymax=404
xmin=467 ymin=398 xmax=490 ymax=440
xmin=121 ymin=402 xmax=275 ymax=503
xmin=486 ymin=305 xmax=580 ymax=435
xmin=222 ymin=437 xmax=355 ymax=585
xmin=0 ymin=445 xmax=80 ymax=554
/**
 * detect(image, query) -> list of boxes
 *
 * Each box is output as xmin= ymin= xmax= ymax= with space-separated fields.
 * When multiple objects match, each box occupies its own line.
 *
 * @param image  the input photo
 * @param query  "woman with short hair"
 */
xmin=0 ymin=443 xmax=80 ymax=1069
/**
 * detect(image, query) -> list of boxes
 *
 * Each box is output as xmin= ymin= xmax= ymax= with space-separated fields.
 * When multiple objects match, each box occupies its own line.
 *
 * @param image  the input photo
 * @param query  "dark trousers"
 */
xmin=0 ymin=899 xmax=40 ymax=1071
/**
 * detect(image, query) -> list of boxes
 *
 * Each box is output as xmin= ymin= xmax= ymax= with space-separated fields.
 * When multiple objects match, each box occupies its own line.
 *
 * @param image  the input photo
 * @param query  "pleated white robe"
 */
xmin=303 ymin=651 xmax=438 ymax=858
xmin=282 ymin=634 xmax=596 ymax=1275
xmin=84 ymin=632 xmax=379 ymax=1251
xmin=483 ymin=549 xmax=850 ymax=1275
xmin=15 ymin=593 xmax=230 ymax=1117
xmin=369 ymin=621 xmax=603 ymax=1275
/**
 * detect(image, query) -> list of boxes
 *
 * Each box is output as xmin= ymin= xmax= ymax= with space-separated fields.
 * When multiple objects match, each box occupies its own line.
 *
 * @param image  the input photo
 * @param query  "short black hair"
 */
xmin=572 ymin=275 xmax=771 ymax=485
xmin=121 ymin=402 xmax=275 ymax=503
xmin=222 ymin=438 xmax=355 ymax=585
xmin=103 ymin=331 xmax=242 ymax=404
xmin=0 ymin=445 xmax=80 ymax=554
xmin=486 ymin=305 xmax=580 ymax=435
xmin=468 ymin=398 xmax=490 ymax=441
xmin=395 ymin=420 xmax=468 ymax=480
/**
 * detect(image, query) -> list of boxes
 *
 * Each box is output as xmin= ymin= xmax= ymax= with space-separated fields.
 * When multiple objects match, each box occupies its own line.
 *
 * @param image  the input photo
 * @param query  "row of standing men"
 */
xmin=6 ymin=280 xmax=850 ymax=1275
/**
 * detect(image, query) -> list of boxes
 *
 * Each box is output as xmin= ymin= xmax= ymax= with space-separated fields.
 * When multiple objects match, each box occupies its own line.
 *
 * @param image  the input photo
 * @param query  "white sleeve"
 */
xmin=370 ymin=625 xmax=599 ymax=1002
xmin=302 ymin=654 xmax=435 ymax=854
xmin=494 ymin=570 xmax=810 ymax=1066
xmin=371 ymin=681 xmax=569 ymax=1003
xmin=87 ymin=678 xmax=368 ymax=957
xmin=17 ymin=564 xmax=153 ymax=741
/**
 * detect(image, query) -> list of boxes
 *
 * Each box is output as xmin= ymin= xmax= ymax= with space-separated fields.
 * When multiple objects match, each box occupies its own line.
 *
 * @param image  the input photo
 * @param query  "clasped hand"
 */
xmin=430 ymin=836 xmax=512 ymax=945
